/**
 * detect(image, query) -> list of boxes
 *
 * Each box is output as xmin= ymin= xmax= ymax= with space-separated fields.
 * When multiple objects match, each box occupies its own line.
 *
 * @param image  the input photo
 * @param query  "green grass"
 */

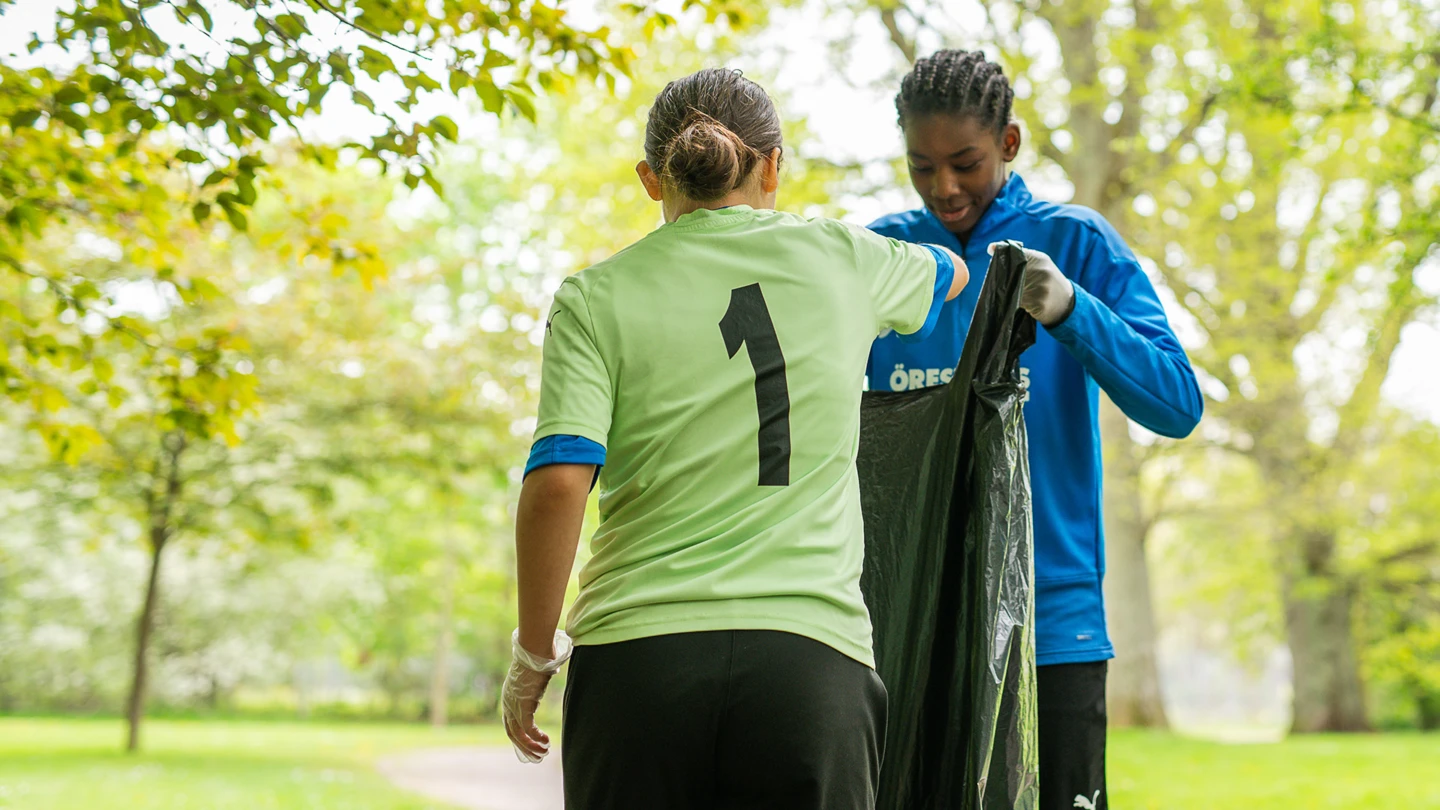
xmin=1110 ymin=729 xmax=1440 ymax=809
xmin=0 ymin=717 xmax=507 ymax=810
xmin=3 ymin=718 xmax=1436 ymax=809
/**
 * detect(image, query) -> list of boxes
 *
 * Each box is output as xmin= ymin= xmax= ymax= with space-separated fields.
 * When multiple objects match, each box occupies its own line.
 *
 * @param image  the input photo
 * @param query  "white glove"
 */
xmin=993 ymin=244 xmax=1075 ymax=328
xmin=501 ymin=628 xmax=574 ymax=764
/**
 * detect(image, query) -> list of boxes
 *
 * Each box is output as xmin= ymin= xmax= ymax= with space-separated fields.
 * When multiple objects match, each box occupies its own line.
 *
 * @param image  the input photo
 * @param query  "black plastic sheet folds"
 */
xmin=858 ymin=242 xmax=1040 ymax=810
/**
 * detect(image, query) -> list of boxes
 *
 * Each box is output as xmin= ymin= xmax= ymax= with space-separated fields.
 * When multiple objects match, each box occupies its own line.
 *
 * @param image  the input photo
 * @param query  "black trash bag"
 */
xmin=858 ymin=241 xmax=1039 ymax=810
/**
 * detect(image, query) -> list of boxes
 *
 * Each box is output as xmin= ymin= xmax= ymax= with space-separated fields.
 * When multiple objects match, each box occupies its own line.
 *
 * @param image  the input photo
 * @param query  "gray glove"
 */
xmin=1000 ymin=245 xmax=1075 ymax=328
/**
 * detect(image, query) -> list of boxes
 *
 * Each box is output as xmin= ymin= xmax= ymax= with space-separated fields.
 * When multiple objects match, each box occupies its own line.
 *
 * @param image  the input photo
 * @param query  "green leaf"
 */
xmin=189 ymin=276 xmax=224 ymax=299
xmin=217 ymin=197 xmax=248 ymax=231
xmin=56 ymin=110 xmax=87 ymax=132
xmin=71 ymin=281 xmax=101 ymax=303
xmin=274 ymin=12 xmax=307 ymax=38
xmin=358 ymin=46 xmax=397 ymax=81
xmin=307 ymin=81 xmax=331 ymax=108
xmin=9 ymin=109 xmax=43 ymax=129
xmin=505 ymin=89 xmax=537 ymax=122
xmin=408 ymin=72 xmax=442 ymax=92
xmin=176 ymin=148 xmax=207 ymax=163
xmin=202 ymin=170 xmax=228 ymax=187
xmin=236 ymin=173 xmax=257 ymax=205
xmin=224 ymin=205 xmax=248 ymax=231
xmin=191 ymin=2 xmax=214 ymax=31
xmin=55 ymin=85 xmax=86 ymax=105
xmin=192 ymin=202 xmax=212 ymax=223
xmin=477 ymin=81 xmax=503 ymax=114
xmin=431 ymin=115 xmax=459 ymax=141
xmin=481 ymin=50 xmax=516 ymax=70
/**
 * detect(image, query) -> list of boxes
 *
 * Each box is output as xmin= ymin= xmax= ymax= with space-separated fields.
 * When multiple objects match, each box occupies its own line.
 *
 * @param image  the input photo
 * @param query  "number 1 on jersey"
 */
xmin=720 ymin=284 xmax=792 ymax=486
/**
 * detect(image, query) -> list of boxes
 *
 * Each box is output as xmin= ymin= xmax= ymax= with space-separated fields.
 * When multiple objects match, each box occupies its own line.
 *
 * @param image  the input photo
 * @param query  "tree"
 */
xmin=2 ymin=0 xmax=764 ymax=744
xmin=0 ymin=0 xmax=741 ymax=418
xmin=1129 ymin=4 xmax=1438 ymax=731
xmin=2 ymin=150 xmax=421 ymax=748
xmin=1162 ymin=411 xmax=1440 ymax=730
xmin=1354 ymin=419 xmax=1440 ymax=729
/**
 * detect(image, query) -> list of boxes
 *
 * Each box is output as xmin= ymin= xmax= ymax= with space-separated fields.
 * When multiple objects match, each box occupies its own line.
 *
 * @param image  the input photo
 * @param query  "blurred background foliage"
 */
xmin=1 ymin=0 xmax=1438 ymax=764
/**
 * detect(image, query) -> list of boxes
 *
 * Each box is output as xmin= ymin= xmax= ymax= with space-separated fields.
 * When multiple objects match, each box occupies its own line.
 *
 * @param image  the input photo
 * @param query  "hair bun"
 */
xmin=643 ymin=69 xmax=784 ymax=203
xmin=663 ymin=113 xmax=757 ymax=202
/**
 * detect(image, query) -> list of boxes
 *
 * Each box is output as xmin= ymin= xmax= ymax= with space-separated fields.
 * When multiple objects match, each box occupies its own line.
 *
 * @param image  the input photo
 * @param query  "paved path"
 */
xmin=378 ymin=747 xmax=563 ymax=810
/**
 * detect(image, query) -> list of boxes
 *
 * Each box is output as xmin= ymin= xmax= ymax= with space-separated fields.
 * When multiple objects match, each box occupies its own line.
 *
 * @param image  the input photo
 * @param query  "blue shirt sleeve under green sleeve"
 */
xmin=897 ymin=244 xmax=954 ymax=344
xmin=525 ymin=434 xmax=607 ymax=477
xmin=840 ymin=221 xmax=942 ymax=337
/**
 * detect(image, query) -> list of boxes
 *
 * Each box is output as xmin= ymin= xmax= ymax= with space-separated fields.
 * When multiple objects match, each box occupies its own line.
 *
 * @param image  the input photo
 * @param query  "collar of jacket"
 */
xmin=920 ymin=172 xmax=1033 ymax=254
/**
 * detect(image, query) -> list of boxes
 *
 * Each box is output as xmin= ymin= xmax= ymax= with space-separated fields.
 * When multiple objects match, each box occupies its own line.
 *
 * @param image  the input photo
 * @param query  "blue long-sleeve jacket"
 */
xmin=868 ymin=174 xmax=1203 ymax=666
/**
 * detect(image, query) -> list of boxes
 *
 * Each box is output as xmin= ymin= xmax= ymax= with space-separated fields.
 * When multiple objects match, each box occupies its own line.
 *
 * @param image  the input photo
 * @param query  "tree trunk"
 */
xmin=125 ymin=534 xmax=167 ymax=753
xmin=429 ymin=532 xmax=458 ymax=728
xmin=1100 ymin=397 xmax=1169 ymax=728
xmin=1416 ymin=686 xmax=1440 ymax=731
xmin=1282 ymin=536 xmax=1368 ymax=732
xmin=294 ymin=663 xmax=311 ymax=720
xmin=126 ymin=431 xmax=185 ymax=753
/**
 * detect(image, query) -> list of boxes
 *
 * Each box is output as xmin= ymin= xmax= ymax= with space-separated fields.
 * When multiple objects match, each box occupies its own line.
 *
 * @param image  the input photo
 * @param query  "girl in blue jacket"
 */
xmin=867 ymin=50 xmax=1204 ymax=810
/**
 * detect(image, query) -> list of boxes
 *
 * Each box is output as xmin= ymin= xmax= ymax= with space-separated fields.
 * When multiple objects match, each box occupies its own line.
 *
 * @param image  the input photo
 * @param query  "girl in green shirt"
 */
xmin=502 ymin=68 xmax=966 ymax=809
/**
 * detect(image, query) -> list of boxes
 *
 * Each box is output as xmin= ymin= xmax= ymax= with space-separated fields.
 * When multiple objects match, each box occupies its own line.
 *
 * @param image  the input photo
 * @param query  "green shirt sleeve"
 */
xmin=843 ymin=223 xmax=940 ymax=336
xmin=535 ymin=278 xmax=612 ymax=447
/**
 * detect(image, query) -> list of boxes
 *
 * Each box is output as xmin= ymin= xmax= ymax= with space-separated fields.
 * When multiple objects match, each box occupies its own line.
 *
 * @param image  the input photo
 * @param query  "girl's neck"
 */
xmin=663 ymin=187 xmax=774 ymax=222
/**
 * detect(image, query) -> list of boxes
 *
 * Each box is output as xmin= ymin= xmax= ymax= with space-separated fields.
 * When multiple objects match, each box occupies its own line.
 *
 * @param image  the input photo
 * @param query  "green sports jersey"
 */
xmin=535 ymin=205 xmax=939 ymax=667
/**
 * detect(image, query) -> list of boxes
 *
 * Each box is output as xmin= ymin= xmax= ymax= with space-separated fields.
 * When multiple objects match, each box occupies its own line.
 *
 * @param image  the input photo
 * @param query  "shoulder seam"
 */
xmin=557 ymin=276 xmax=613 ymax=382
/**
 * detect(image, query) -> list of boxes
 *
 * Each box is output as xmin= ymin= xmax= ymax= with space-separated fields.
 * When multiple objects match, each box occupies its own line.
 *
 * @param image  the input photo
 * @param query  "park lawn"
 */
xmin=1109 ymin=728 xmax=1440 ymax=809
xmin=3 ymin=718 xmax=1437 ymax=809
xmin=0 ymin=717 xmax=509 ymax=810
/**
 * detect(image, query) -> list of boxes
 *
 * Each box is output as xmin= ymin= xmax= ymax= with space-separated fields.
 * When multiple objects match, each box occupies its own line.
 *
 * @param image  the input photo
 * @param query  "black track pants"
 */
xmin=1037 ymin=661 xmax=1108 ymax=810
xmin=562 ymin=630 xmax=888 ymax=810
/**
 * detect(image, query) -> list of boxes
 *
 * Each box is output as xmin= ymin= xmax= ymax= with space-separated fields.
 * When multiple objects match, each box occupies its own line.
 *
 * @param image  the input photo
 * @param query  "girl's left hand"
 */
xmin=501 ymin=628 xmax=574 ymax=763
xmin=1008 ymin=246 xmax=1075 ymax=328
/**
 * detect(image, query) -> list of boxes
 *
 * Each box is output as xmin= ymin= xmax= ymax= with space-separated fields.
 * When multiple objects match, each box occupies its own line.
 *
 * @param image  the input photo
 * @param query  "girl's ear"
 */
xmin=1001 ymin=122 xmax=1022 ymax=163
xmin=637 ymin=160 xmax=664 ymax=201
xmin=759 ymin=148 xmax=781 ymax=194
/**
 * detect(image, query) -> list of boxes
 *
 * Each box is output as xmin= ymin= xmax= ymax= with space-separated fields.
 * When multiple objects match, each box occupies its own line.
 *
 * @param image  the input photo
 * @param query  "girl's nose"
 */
xmin=933 ymin=168 xmax=962 ymax=200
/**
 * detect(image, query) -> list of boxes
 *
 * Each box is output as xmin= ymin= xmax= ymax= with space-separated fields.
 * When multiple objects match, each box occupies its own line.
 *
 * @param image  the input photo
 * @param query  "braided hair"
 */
xmin=895 ymin=50 xmax=1014 ymax=135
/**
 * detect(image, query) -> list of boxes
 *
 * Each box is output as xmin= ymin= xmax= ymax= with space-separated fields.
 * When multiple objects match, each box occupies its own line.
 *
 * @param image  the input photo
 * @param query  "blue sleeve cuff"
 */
xmin=524 ymin=434 xmax=607 ymax=483
xmin=898 ymin=244 xmax=953 ymax=344
xmin=1044 ymin=279 xmax=1097 ymax=343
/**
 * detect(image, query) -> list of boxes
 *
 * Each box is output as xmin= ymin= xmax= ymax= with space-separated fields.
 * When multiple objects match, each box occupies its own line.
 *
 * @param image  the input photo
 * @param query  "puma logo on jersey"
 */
xmin=1074 ymin=790 xmax=1101 ymax=809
